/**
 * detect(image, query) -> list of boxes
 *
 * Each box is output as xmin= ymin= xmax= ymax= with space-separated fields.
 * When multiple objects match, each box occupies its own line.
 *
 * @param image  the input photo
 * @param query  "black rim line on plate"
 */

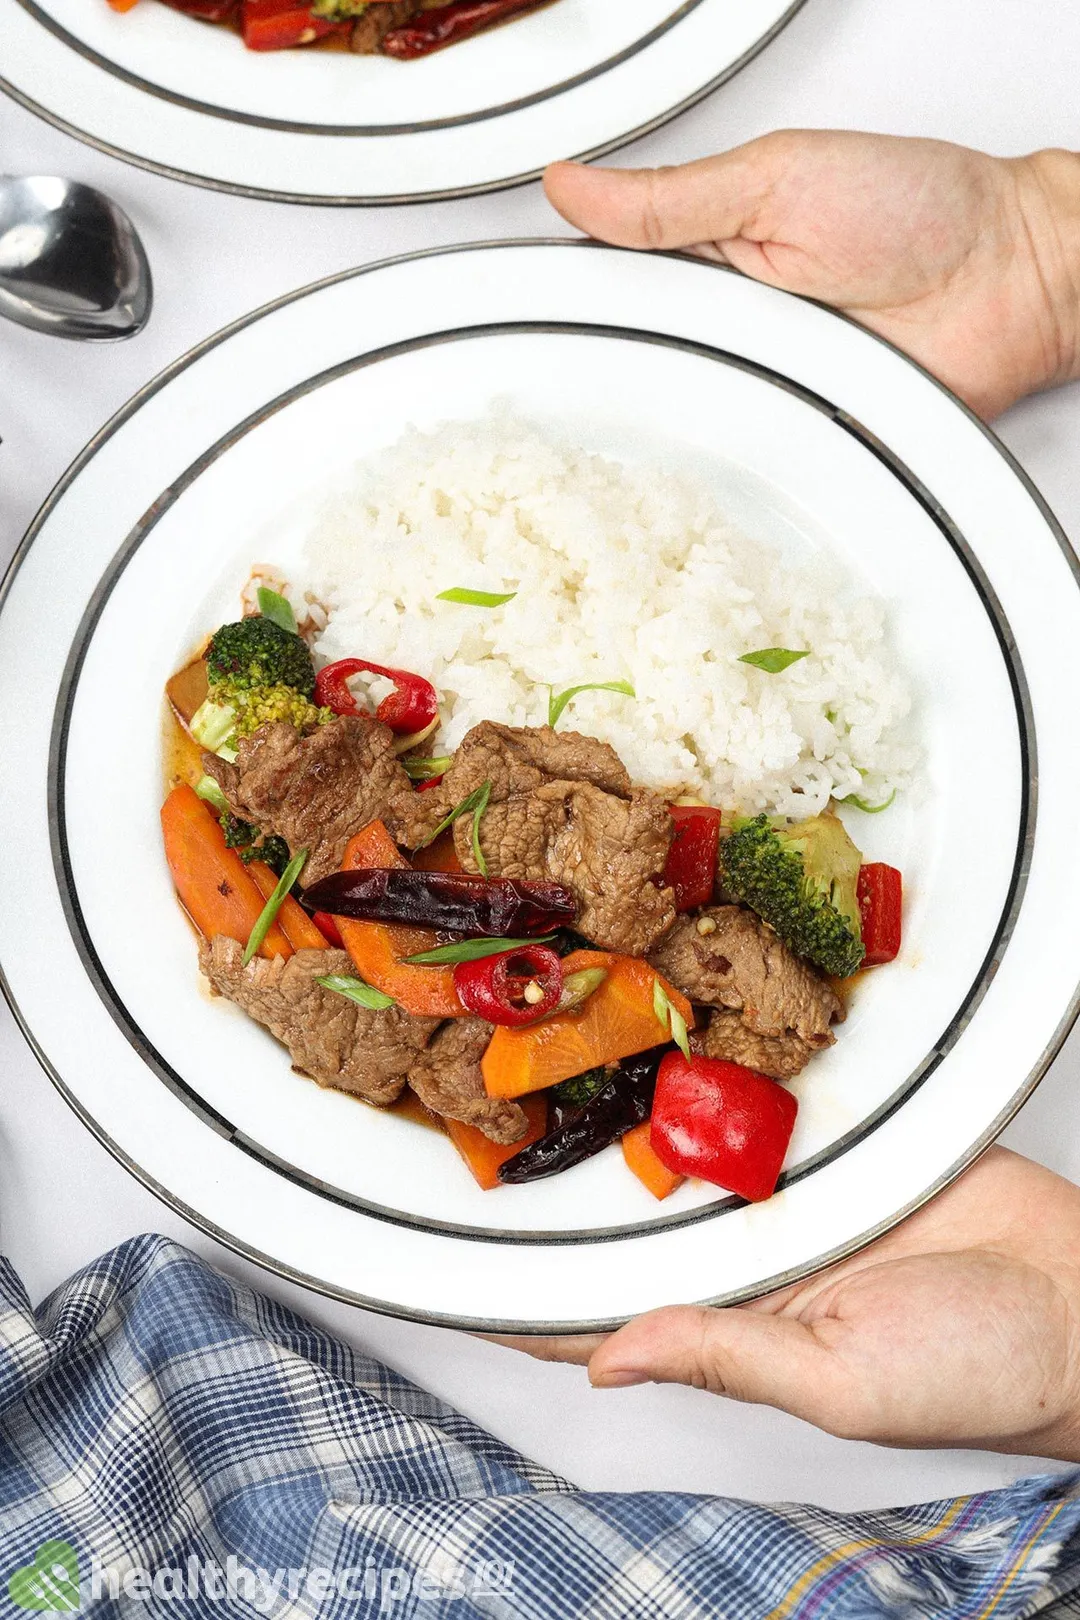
xmin=10 ymin=0 xmax=709 ymax=137
xmin=46 ymin=317 xmax=1032 ymax=1246
xmin=0 ymin=0 xmax=809 ymax=204
xmin=0 ymin=238 xmax=1068 ymax=1331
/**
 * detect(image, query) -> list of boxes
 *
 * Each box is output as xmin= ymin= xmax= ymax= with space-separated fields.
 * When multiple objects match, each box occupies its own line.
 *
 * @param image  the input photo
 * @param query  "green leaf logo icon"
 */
xmin=8 ymin=1541 xmax=80 ymax=1611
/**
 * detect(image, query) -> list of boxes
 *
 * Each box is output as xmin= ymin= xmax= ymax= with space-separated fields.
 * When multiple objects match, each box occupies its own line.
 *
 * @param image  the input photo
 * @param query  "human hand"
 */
xmin=496 ymin=1148 xmax=1080 ymax=1460
xmin=544 ymin=132 xmax=1080 ymax=419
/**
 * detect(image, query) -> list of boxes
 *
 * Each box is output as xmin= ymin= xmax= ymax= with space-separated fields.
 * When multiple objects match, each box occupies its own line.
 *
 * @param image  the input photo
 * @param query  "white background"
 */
xmin=3 ymin=0 xmax=1080 ymax=1511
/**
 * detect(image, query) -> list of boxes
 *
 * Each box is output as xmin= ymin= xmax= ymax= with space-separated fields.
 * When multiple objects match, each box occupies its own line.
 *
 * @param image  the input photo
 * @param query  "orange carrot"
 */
xmin=334 ymin=822 xmax=467 ymax=1018
xmin=161 ymin=784 xmax=291 ymax=960
xmin=482 ymin=951 xmax=694 ymax=1099
xmin=411 ymin=830 xmax=465 ymax=874
xmin=445 ymin=1095 xmax=549 ymax=1190
xmin=107 ymin=0 xmax=142 ymax=13
xmin=248 ymin=860 xmax=329 ymax=952
xmin=622 ymin=1121 xmax=684 ymax=1201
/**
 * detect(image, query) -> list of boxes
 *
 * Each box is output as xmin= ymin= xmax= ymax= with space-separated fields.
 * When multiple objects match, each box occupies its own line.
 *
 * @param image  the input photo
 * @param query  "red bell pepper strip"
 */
xmin=650 ymin=1052 xmax=798 ymax=1202
xmin=663 ymin=805 xmax=722 ymax=911
xmin=382 ymin=0 xmax=539 ymax=58
xmin=314 ymin=657 xmax=438 ymax=736
xmin=454 ymin=945 xmax=563 ymax=1028
xmin=312 ymin=910 xmax=344 ymax=948
xmin=241 ymin=0 xmax=346 ymax=49
xmin=857 ymin=863 xmax=903 ymax=967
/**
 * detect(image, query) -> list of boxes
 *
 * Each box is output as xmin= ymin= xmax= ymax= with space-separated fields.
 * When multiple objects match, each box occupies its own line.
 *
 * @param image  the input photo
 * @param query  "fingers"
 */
xmin=588 ymin=1304 xmax=846 ymax=1422
xmin=544 ymin=140 xmax=788 ymax=250
xmin=474 ymin=1332 xmax=607 ymax=1366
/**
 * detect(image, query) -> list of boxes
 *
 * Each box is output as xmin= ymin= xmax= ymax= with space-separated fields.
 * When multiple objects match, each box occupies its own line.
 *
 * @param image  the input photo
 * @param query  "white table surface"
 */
xmin=3 ymin=0 xmax=1080 ymax=1514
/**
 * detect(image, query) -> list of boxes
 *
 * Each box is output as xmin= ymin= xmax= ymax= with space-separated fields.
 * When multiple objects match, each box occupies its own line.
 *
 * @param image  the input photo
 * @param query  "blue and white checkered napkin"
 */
xmin=1 ymin=1233 xmax=1079 ymax=1618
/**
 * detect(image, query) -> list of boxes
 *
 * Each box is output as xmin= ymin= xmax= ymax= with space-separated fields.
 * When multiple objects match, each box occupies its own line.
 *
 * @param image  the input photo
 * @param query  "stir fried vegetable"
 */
xmin=453 ymin=944 xmax=563 ymax=1027
xmin=381 ymin=0 xmax=543 ymax=58
xmin=302 ymin=867 xmax=577 ymax=939
xmin=664 ymin=805 xmax=722 ymax=912
xmin=314 ymin=657 xmax=438 ymax=736
xmin=160 ymin=785 xmax=292 ymax=960
xmin=496 ymin=1046 xmax=669 ymax=1184
xmin=248 ymin=860 xmax=329 ymax=952
xmin=444 ymin=1096 xmax=549 ymax=1191
xmin=621 ymin=1122 xmax=684 ymax=1201
xmin=650 ymin=1052 xmax=798 ymax=1203
xmin=481 ymin=952 xmax=693 ymax=1099
xmin=857 ymin=863 xmax=903 ymax=967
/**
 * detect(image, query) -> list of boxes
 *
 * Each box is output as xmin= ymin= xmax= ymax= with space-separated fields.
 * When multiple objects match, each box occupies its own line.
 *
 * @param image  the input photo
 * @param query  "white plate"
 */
xmin=3 ymin=240 xmax=1079 ymax=1331
xmin=0 ymin=0 xmax=805 ymax=203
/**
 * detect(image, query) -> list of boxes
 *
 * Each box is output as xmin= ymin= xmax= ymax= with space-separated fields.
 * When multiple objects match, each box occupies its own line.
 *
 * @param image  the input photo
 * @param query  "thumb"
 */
xmin=588 ymin=1305 xmax=847 ymax=1422
xmin=543 ymin=144 xmax=782 ymax=251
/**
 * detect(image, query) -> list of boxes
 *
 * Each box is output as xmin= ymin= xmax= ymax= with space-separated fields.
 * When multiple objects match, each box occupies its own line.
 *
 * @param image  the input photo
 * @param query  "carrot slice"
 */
xmin=481 ymin=951 xmax=694 ymax=1099
xmin=445 ymin=1095 xmax=549 ymax=1190
xmin=411 ymin=830 xmax=464 ymax=874
xmin=334 ymin=821 xmax=467 ymax=1018
xmin=248 ymin=860 xmax=329 ymax=952
xmin=622 ymin=1121 xmax=684 ymax=1201
xmin=161 ymin=784 xmax=291 ymax=960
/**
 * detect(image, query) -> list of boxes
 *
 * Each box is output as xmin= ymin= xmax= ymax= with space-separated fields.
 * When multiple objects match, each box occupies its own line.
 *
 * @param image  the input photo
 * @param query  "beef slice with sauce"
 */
xmin=407 ymin=1016 xmax=529 ymax=1144
xmin=350 ymin=0 xmax=416 ymax=51
xmin=200 ymin=938 xmax=439 ymax=1105
xmin=400 ymin=722 xmax=675 ymax=956
xmin=202 ymin=714 xmax=416 ymax=886
xmin=648 ymin=905 xmax=842 ymax=1079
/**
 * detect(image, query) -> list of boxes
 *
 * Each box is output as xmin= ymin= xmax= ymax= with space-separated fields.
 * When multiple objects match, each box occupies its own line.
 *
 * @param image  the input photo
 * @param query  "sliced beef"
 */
xmin=200 ymin=938 xmax=438 ymax=1106
xmin=693 ymin=1011 xmax=819 ymax=1082
xmin=407 ymin=1016 xmax=528 ymax=1145
xmin=400 ymin=723 xmax=674 ymax=956
xmin=350 ymin=0 xmax=416 ymax=52
xmin=203 ymin=714 xmax=415 ymax=886
xmin=649 ymin=905 xmax=842 ymax=1078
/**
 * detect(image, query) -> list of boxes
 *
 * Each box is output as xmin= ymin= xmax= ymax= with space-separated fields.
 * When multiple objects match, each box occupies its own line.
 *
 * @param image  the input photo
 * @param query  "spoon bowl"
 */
xmin=0 ymin=175 xmax=152 ymax=340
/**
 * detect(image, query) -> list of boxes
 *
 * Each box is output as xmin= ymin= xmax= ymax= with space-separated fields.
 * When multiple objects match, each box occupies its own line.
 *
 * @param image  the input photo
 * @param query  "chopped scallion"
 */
xmin=195 ymin=774 xmax=229 ymax=813
xmin=548 ymin=680 xmax=635 ymax=729
xmin=404 ymin=934 xmax=557 ymax=966
xmin=416 ymin=778 xmax=492 ymax=851
xmin=402 ymin=755 xmax=453 ymax=782
xmin=847 ymin=787 xmax=897 ymax=814
xmin=436 ymin=587 xmax=517 ymax=607
xmin=243 ymin=847 xmax=308 ymax=966
xmin=738 ymin=647 xmax=810 ymax=674
xmin=470 ymin=779 xmax=491 ymax=878
xmin=316 ymin=973 xmax=395 ymax=1011
xmin=653 ymin=977 xmax=691 ymax=1059
xmin=257 ymin=586 xmax=297 ymax=635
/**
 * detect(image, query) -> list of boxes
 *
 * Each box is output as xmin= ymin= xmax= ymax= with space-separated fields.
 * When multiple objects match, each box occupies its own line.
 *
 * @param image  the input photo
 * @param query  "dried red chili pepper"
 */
xmin=454 ymin=944 xmax=562 ymax=1027
xmin=314 ymin=658 xmax=438 ymax=736
xmin=381 ymin=0 xmax=540 ymax=59
xmin=301 ymin=868 xmax=577 ymax=939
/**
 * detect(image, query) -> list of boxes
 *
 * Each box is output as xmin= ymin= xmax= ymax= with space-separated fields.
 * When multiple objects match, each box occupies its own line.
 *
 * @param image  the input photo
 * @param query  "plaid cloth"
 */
xmin=1 ymin=1235 xmax=1080 ymax=1618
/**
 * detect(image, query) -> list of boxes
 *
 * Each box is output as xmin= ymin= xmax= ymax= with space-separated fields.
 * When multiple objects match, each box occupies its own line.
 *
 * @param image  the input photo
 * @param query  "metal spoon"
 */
xmin=0 ymin=175 xmax=152 ymax=340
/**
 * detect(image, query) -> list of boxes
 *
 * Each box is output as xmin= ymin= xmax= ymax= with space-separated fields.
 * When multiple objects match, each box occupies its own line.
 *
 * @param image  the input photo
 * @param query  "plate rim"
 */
xmin=0 ymin=0 xmax=809 ymax=205
xmin=4 ymin=237 xmax=1079 ymax=1332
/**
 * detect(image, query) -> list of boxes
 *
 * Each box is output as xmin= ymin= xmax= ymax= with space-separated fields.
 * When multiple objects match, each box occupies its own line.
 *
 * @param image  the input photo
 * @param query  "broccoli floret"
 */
xmin=720 ymin=809 xmax=865 ymax=978
xmin=229 ymin=685 xmax=331 ymax=739
xmin=220 ymin=814 xmax=291 ymax=878
xmin=550 ymin=1067 xmax=610 ymax=1111
xmin=205 ymin=616 xmax=316 ymax=698
xmin=220 ymin=812 xmax=258 ymax=853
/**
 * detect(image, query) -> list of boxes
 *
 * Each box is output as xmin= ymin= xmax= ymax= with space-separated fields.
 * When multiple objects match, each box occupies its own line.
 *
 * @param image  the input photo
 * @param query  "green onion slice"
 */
xmin=243 ymin=847 xmax=308 ymax=967
xmin=404 ymin=934 xmax=557 ymax=966
xmin=316 ymin=973 xmax=395 ymax=1011
xmin=470 ymin=779 xmax=492 ymax=878
xmin=436 ymin=587 xmax=517 ymax=607
xmin=416 ymin=779 xmax=492 ymax=851
xmin=548 ymin=680 xmax=635 ymax=729
xmin=738 ymin=648 xmax=810 ymax=674
xmin=846 ymin=787 xmax=897 ymax=814
xmin=653 ymin=977 xmax=691 ymax=1060
xmin=257 ymin=586 xmax=298 ymax=635
xmin=402 ymin=755 xmax=453 ymax=782
xmin=195 ymin=774 xmax=229 ymax=813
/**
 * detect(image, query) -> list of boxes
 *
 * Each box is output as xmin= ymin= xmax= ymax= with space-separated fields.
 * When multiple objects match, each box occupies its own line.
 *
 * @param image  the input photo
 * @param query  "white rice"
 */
xmin=296 ymin=416 xmax=916 ymax=819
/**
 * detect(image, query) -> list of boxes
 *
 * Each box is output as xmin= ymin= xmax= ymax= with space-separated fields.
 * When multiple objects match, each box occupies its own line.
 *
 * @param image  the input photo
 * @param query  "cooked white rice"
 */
xmin=295 ymin=417 xmax=916 ymax=819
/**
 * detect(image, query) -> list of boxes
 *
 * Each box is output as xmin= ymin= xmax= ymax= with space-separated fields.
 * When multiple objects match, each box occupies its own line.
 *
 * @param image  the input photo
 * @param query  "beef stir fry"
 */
xmin=107 ymin=0 xmax=552 ymax=60
xmin=163 ymin=593 xmax=904 ymax=1204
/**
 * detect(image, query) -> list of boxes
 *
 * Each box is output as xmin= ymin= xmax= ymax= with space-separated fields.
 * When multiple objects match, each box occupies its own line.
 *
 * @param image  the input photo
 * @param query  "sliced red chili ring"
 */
xmin=453 ymin=944 xmax=562 ymax=1027
xmin=313 ymin=657 xmax=438 ymax=736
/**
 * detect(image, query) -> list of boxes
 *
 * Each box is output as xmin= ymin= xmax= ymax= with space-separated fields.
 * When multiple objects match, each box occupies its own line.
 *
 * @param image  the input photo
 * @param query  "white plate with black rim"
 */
xmin=2 ymin=238 xmax=1079 ymax=1332
xmin=0 ymin=0 xmax=806 ymax=204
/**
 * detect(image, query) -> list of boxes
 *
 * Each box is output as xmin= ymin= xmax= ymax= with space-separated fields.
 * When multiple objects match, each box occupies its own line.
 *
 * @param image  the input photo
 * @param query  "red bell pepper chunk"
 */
xmin=663 ymin=805 xmax=722 ymax=911
xmin=241 ymin=0 xmax=345 ymax=50
xmin=312 ymin=910 xmax=344 ymax=948
xmin=650 ymin=1052 xmax=798 ymax=1203
xmin=314 ymin=657 xmax=439 ymax=737
xmin=857 ymin=863 xmax=903 ymax=967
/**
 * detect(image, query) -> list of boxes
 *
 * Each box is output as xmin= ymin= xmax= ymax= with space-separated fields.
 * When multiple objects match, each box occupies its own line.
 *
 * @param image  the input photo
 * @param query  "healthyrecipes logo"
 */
xmin=8 ymin=1542 xmax=514 ymax=1612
